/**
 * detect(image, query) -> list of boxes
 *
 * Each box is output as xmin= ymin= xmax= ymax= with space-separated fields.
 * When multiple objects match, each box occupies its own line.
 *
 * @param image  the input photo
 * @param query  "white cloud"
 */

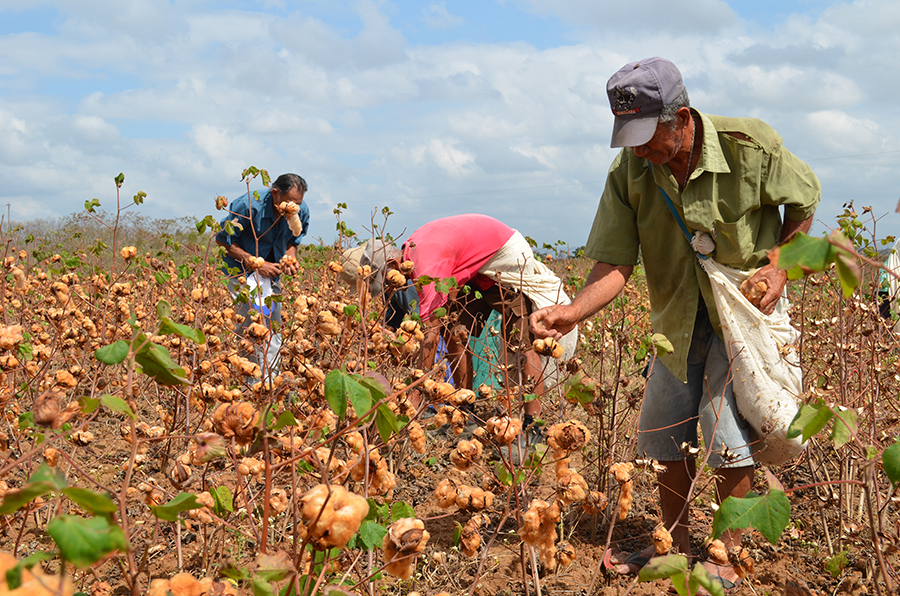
xmin=804 ymin=110 xmax=880 ymax=154
xmin=2 ymin=0 xmax=900 ymax=243
xmin=506 ymin=0 xmax=738 ymax=36
xmin=71 ymin=114 xmax=120 ymax=144
xmin=422 ymin=2 xmax=463 ymax=29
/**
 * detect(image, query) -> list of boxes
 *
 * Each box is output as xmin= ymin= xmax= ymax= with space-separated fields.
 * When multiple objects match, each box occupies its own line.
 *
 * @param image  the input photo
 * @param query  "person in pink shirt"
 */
xmin=402 ymin=214 xmax=577 ymax=435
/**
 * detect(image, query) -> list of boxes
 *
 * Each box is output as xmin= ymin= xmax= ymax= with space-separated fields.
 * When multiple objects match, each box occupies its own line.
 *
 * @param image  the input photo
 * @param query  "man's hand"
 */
xmin=531 ymin=261 xmax=633 ymax=340
xmin=530 ymin=304 xmax=580 ymax=340
xmin=749 ymin=214 xmax=814 ymax=314
xmin=281 ymin=261 xmax=300 ymax=276
xmin=747 ymin=264 xmax=787 ymax=315
xmin=257 ymin=261 xmax=282 ymax=278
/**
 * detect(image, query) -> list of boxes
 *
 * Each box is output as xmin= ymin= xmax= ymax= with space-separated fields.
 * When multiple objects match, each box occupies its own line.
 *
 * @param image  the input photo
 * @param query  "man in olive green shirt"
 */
xmin=531 ymin=57 xmax=819 ymax=589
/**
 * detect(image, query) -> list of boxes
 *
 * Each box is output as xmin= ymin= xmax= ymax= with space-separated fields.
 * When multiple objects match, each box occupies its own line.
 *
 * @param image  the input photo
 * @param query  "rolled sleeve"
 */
xmin=584 ymin=153 xmax=642 ymax=266
xmin=762 ymin=146 xmax=821 ymax=221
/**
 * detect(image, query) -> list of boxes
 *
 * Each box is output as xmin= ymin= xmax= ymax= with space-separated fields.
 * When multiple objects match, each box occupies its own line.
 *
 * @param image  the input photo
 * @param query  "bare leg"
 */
xmin=609 ymin=458 xmax=694 ymax=574
xmin=699 ymin=465 xmax=754 ymax=589
xmin=714 ymin=465 xmax=753 ymax=547
xmin=523 ymin=350 xmax=544 ymax=417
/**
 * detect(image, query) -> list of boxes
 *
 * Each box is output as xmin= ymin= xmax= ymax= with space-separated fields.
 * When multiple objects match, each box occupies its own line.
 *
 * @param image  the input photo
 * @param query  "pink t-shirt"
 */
xmin=403 ymin=214 xmax=515 ymax=318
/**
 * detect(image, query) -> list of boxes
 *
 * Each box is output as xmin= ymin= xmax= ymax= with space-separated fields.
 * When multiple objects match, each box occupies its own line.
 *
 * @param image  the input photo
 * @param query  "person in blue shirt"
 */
xmin=215 ymin=173 xmax=310 ymax=374
xmin=216 ymin=173 xmax=309 ymax=278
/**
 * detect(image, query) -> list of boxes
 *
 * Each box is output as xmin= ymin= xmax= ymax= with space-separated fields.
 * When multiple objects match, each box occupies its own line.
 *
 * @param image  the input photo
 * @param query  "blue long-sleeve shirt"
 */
xmin=216 ymin=188 xmax=309 ymax=276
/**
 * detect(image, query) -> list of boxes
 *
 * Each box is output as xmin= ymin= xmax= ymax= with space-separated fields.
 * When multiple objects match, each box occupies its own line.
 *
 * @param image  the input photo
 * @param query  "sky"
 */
xmin=1 ymin=0 xmax=898 ymax=249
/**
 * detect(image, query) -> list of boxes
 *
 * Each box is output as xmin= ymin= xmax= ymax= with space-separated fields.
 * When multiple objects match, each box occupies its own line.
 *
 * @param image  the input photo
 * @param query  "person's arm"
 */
xmin=530 ymin=261 xmax=633 ymax=340
xmin=748 ymin=214 xmax=813 ymax=315
xmin=215 ymin=239 xmax=282 ymax=278
xmin=417 ymin=316 xmax=442 ymax=371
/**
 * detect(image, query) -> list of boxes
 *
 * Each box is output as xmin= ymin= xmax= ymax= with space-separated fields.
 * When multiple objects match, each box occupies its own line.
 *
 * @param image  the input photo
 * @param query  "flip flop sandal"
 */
xmin=602 ymin=549 xmax=650 ymax=574
xmin=711 ymin=574 xmax=742 ymax=591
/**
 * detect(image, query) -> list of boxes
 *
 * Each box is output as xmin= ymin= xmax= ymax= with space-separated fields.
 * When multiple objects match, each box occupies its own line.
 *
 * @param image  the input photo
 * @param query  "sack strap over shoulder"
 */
xmin=650 ymin=165 xmax=708 ymax=260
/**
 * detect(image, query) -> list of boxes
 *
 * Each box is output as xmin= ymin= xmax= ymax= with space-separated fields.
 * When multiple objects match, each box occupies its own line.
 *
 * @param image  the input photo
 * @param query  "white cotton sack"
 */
xmin=701 ymin=258 xmax=806 ymax=466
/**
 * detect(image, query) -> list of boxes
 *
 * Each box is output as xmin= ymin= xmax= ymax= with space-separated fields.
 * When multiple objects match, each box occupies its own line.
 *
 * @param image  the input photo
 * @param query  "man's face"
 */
xmin=273 ymin=186 xmax=305 ymax=207
xmin=630 ymin=110 xmax=689 ymax=166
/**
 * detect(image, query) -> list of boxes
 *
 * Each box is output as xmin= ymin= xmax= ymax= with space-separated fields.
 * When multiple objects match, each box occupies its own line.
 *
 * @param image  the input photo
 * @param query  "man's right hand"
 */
xmin=530 ymin=304 xmax=579 ymax=340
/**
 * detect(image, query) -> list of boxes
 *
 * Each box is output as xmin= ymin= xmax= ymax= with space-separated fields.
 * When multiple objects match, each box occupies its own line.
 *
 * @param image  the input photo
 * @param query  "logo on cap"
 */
xmin=612 ymin=86 xmax=639 ymax=116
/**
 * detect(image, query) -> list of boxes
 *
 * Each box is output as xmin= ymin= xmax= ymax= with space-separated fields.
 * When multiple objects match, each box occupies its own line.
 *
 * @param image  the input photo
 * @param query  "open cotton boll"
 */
xmin=287 ymin=213 xmax=303 ymax=236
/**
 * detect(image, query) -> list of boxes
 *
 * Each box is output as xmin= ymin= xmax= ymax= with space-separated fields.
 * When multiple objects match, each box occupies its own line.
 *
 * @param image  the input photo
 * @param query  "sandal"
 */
xmin=602 ymin=548 xmax=651 ymax=575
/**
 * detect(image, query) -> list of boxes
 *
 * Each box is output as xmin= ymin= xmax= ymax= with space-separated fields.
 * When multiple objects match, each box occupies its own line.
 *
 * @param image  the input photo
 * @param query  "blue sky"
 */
xmin=1 ymin=0 xmax=898 ymax=248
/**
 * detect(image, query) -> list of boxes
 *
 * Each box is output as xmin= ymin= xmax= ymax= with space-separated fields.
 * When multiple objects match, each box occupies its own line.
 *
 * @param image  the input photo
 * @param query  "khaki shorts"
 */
xmin=637 ymin=307 xmax=754 ymax=469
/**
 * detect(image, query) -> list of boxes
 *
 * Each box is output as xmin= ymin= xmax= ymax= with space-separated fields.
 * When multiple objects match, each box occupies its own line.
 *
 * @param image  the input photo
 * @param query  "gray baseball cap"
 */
xmin=607 ymin=57 xmax=684 ymax=148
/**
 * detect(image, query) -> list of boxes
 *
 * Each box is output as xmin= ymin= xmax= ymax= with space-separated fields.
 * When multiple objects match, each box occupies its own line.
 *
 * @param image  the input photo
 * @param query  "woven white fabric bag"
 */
xmin=701 ymin=258 xmax=806 ymax=465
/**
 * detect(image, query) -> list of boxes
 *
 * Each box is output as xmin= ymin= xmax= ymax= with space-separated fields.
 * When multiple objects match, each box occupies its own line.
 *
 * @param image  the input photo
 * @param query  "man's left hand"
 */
xmin=748 ymin=264 xmax=787 ymax=315
xmin=257 ymin=261 xmax=282 ymax=278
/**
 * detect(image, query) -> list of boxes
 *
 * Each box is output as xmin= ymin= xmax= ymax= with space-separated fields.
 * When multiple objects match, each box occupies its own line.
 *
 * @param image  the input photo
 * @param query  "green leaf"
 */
xmin=6 ymin=551 xmax=54 ymax=589
xmin=493 ymin=461 xmax=525 ymax=486
xmin=324 ymin=369 xmax=350 ymax=420
xmin=95 ymin=340 xmax=129 ymax=365
xmin=787 ymin=401 xmax=832 ymax=441
xmin=149 ymin=492 xmax=202 ymax=521
xmin=712 ymin=490 xmax=791 ymax=545
xmin=390 ymin=501 xmax=415 ymax=521
xmin=523 ymin=393 xmax=540 ymax=402
xmin=220 ymin=563 xmax=251 ymax=582
xmin=374 ymin=405 xmax=399 ymax=443
xmin=452 ymin=521 xmax=463 ymax=546
xmin=771 ymin=231 xmax=861 ymax=294
xmin=830 ymin=408 xmax=858 ymax=448
xmin=651 ymin=333 xmax=674 ymax=355
xmin=0 ymin=483 xmax=53 ymax=514
xmin=633 ymin=344 xmax=649 ymax=364
xmin=882 ymin=441 xmax=900 ymax=487
xmin=134 ymin=342 xmax=189 ymax=386
xmin=638 ymin=553 xmax=689 ymax=581
xmin=78 ymin=395 xmax=100 ymax=415
xmin=156 ymin=299 xmax=173 ymax=320
xmin=62 ymin=488 xmax=117 ymax=515
xmin=834 ymin=252 xmax=859 ymax=297
xmin=432 ymin=307 xmax=447 ymax=319
xmin=211 ymin=486 xmax=233 ymax=516
xmin=154 ymin=270 xmax=171 ymax=285
xmin=347 ymin=382 xmax=375 ymax=423
xmin=271 ymin=412 xmax=299 ymax=431
xmin=687 ymin=563 xmax=725 ymax=596
xmin=564 ymin=372 xmax=596 ymax=405
xmin=29 ymin=464 xmax=68 ymax=491
xmin=17 ymin=341 xmax=33 ymax=362
xmin=358 ymin=520 xmax=388 ymax=550
xmin=158 ymin=318 xmax=206 ymax=345
xmin=114 ymin=172 xmax=125 ymax=187
xmin=47 ymin=515 xmax=129 ymax=569
xmin=250 ymin=576 xmax=276 ymax=596
xmin=825 ymin=549 xmax=849 ymax=579
xmin=771 ymin=232 xmax=834 ymax=275
xmin=100 ymin=394 xmax=136 ymax=420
